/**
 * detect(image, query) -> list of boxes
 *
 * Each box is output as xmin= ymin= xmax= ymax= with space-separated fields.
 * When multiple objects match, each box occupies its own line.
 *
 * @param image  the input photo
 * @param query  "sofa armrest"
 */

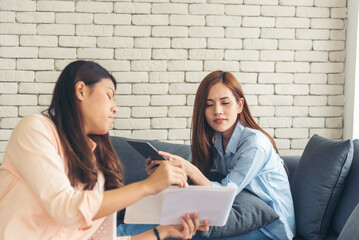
xmin=282 ymin=155 xmax=301 ymax=182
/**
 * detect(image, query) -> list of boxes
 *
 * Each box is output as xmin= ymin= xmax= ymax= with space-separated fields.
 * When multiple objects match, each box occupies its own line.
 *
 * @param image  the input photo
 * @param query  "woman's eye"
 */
xmin=206 ymin=104 xmax=213 ymax=107
xmin=222 ymin=102 xmax=230 ymax=105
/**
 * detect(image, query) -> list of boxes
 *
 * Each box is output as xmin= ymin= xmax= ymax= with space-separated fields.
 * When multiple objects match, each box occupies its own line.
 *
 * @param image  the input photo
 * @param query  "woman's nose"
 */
xmin=214 ymin=104 xmax=223 ymax=115
xmin=112 ymin=105 xmax=118 ymax=114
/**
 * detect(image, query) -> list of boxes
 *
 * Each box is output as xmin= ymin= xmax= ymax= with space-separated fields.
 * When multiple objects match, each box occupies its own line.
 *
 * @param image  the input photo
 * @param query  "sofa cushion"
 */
xmin=290 ymin=134 xmax=353 ymax=240
xmin=332 ymin=139 xmax=359 ymax=234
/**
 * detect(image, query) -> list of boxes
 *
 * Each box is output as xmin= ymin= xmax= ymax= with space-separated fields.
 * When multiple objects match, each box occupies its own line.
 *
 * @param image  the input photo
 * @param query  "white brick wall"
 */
xmin=0 ymin=0 xmax=348 ymax=161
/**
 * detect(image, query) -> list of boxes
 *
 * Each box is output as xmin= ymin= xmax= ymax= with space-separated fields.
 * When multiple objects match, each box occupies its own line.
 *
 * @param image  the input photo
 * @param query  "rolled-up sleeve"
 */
xmin=6 ymin=115 xmax=103 ymax=228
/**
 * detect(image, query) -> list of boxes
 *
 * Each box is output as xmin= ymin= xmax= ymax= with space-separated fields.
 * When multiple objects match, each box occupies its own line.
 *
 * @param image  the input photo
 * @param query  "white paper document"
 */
xmin=124 ymin=185 xmax=237 ymax=226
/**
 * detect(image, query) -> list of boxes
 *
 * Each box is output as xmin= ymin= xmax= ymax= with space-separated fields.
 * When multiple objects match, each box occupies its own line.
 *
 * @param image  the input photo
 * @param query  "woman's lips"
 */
xmin=214 ymin=118 xmax=225 ymax=124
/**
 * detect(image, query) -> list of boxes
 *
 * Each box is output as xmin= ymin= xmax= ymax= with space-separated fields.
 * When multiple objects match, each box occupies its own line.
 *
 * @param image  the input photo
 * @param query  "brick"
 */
xmin=296 ymin=7 xmax=329 ymax=18
xmin=275 ymin=84 xmax=309 ymax=95
xmin=313 ymin=40 xmax=345 ymax=51
xmin=0 ymin=94 xmax=37 ymax=106
xmin=116 ymin=84 xmax=131 ymax=95
xmin=151 ymin=95 xmax=186 ymax=106
xmin=150 ymin=72 xmax=184 ymax=83
xmin=259 ymin=117 xmax=292 ymax=128
xmin=38 ymin=95 xmax=52 ymax=106
xmin=17 ymin=59 xmax=54 ymax=70
xmin=0 ymin=47 xmax=37 ymax=58
xmin=18 ymin=106 xmax=47 ymax=116
xmin=226 ymin=27 xmax=260 ymax=38
xmin=133 ymin=84 xmax=168 ymax=94
xmin=294 ymin=96 xmax=327 ymax=106
xmin=260 ymin=50 xmax=294 ymax=61
xmin=275 ymin=128 xmax=308 ymax=139
xmin=109 ymin=130 xmax=131 ymax=138
xmin=96 ymin=60 xmax=130 ymax=72
xmin=77 ymin=48 xmax=114 ymax=59
xmin=76 ymin=2 xmax=113 ymax=13
xmin=38 ymin=24 xmax=74 ymax=35
xmin=0 ymin=118 xmax=21 ymax=129
xmin=243 ymin=39 xmax=277 ymax=50
xmin=168 ymin=61 xmax=202 ymax=71
xmin=114 ymin=3 xmax=150 ymax=14
xmin=225 ymin=50 xmax=259 ymax=60
xmin=151 ymin=118 xmax=187 ymax=128
xmin=112 ymin=72 xmax=148 ymax=83
xmin=0 ymin=23 xmax=36 ymax=35
xmin=243 ymin=84 xmax=274 ymax=94
xmin=132 ymin=15 xmax=169 ymax=26
xmin=205 ymin=60 xmax=239 ymax=71
xmin=169 ymin=83 xmax=199 ymax=94
xmin=311 ymin=63 xmax=344 ymax=73
xmin=314 ymin=0 xmax=346 ymax=7
xmin=131 ymin=60 xmax=167 ymax=71
xmin=37 ymin=1 xmax=74 ymax=12
xmin=275 ymin=139 xmax=291 ymax=149
xmin=245 ymin=95 xmax=258 ymax=105
xmin=0 ymin=106 xmax=18 ymax=117
xmin=19 ymin=83 xmax=54 ymax=94
xmin=56 ymin=13 xmax=93 ymax=24
xmin=241 ymin=61 xmax=274 ymax=72
xmin=39 ymin=47 xmax=76 ymax=59
xmin=153 ymin=49 xmax=188 ymax=60
xmin=279 ymin=40 xmax=312 ymax=50
xmin=328 ymin=95 xmax=344 ymax=106
xmin=152 ymin=3 xmax=188 ymax=14
xmin=169 ymin=129 xmax=190 ymax=140
xmin=258 ymin=95 xmax=293 ymax=105
xmin=242 ymin=17 xmax=275 ymax=27
xmin=170 ymin=15 xmax=205 ymax=26
xmin=135 ymin=38 xmax=170 ymax=49
xmin=309 ymin=106 xmax=342 ymax=117
xmin=208 ymin=38 xmax=242 ymax=49
xmin=0 ymin=59 xmax=15 ymax=70
xmin=261 ymin=6 xmax=295 ymax=16
xmin=132 ymin=107 xmax=167 ymax=118
xmin=190 ymin=49 xmax=223 ymax=60
xmin=21 ymin=36 xmax=57 ymax=47
xmin=331 ymin=8 xmax=347 ymax=18
xmin=185 ymin=72 xmax=211 ymax=82
xmin=54 ymin=60 xmax=73 ymax=71
xmin=0 ymin=70 xmax=34 ymax=82
xmin=226 ymin=5 xmax=260 ymax=16
xmin=0 ymin=0 xmax=36 ymax=11
xmin=276 ymin=62 xmax=310 ymax=73
xmin=277 ymin=17 xmax=310 ymax=28
xmin=251 ymin=106 xmax=275 ymax=117
xmin=114 ymin=119 xmax=150 ymax=130
xmin=94 ymin=14 xmax=131 ymax=25
xmin=309 ymin=129 xmax=342 ymax=139
xmin=0 ymin=130 xmax=12 ymax=140
xmin=189 ymin=27 xmax=224 ymax=38
xmin=310 ymin=84 xmax=343 ymax=95
xmin=116 ymin=95 xmax=150 ymax=106
xmin=0 ymin=35 xmax=18 ymax=46
xmin=330 ymin=30 xmax=345 ymax=40
xmin=295 ymin=117 xmax=326 ymax=128
xmin=294 ymin=73 xmax=327 ymax=84
xmin=261 ymin=28 xmax=294 ymax=39
xmin=291 ymin=139 xmax=309 ymax=149
xmin=296 ymin=29 xmax=329 ymax=40
xmin=329 ymin=51 xmax=345 ymax=62
xmin=328 ymin=73 xmax=344 ymax=84
xmin=132 ymin=130 xmax=167 ymax=140
xmin=206 ymin=16 xmax=242 ymax=27
xmin=275 ymin=107 xmax=308 ymax=117
xmin=77 ymin=25 xmax=113 ymax=36
xmin=153 ymin=26 xmax=188 ymax=37
xmin=115 ymin=49 xmax=151 ymax=60
xmin=116 ymin=107 xmax=131 ymax=119
xmin=17 ymin=12 xmax=54 ymax=23
xmin=295 ymin=51 xmax=328 ymax=62
xmin=59 ymin=36 xmax=96 ymax=48
xmin=187 ymin=95 xmax=195 ymax=106
xmin=168 ymin=106 xmax=193 ymax=117
xmin=0 ymin=12 xmax=15 ymax=22
xmin=258 ymin=73 xmax=293 ymax=84
xmin=326 ymin=118 xmax=342 ymax=128
xmin=311 ymin=19 xmax=344 ymax=29
xmin=172 ymin=38 xmax=206 ymax=49
xmin=35 ymin=71 xmax=60 ymax=83
xmin=189 ymin=4 xmax=224 ymax=15
xmin=279 ymin=0 xmax=313 ymax=6
xmin=0 ymin=83 xmax=17 ymax=93
xmin=244 ymin=0 xmax=277 ymax=4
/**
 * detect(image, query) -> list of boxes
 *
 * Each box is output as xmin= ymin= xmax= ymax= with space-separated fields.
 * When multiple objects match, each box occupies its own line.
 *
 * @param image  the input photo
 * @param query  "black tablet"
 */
xmin=127 ymin=140 xmax=166 ymax=161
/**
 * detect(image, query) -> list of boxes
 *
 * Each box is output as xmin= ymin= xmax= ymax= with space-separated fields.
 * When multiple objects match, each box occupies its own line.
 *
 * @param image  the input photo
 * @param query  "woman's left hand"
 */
xmin=158 ymin=151 xmax=193 ymax=176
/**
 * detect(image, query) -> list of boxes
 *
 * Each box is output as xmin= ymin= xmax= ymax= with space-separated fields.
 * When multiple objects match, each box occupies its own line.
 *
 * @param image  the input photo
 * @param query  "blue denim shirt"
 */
xmin=205 ymin=121 xmax=295 ymax=240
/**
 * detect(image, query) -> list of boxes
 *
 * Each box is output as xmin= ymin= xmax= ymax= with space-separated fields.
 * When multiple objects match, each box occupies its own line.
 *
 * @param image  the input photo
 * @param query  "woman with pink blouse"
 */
xmin=0 ymin=60 xmax=208 ymax=240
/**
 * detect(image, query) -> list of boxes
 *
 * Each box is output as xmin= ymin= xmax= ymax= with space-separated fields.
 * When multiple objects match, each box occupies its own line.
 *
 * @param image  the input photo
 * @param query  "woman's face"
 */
xmin=205 ymin=82 xmax=243 ymax=138
xmin=76 ymin=78 xmax=118 ymax=135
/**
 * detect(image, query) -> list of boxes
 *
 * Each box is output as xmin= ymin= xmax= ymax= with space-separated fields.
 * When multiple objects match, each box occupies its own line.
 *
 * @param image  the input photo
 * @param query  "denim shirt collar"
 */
xmin=214 ymin=121 xmax=244 ymax=156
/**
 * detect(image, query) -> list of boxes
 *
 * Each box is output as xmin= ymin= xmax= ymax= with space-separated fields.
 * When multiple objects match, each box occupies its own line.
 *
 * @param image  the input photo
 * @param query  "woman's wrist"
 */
xmin=156 ymin=225 xmax=170 ymax=239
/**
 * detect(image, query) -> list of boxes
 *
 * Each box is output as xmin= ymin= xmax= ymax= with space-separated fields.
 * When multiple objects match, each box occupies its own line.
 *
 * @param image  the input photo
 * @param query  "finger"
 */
xmin=179 ymin=216 xmax=190 ymax=239
xmin=145 ymin=157 xmax=152 ymax=166
xmin=199 ymin=219 xmax=209 ymax=232
xmin=158 ymin=151 xmax=175 ymax=160
xmin=193 ymin=212 xmax=200 ymax=231
xmin=185 ymin=212 xmax=195 ymax=236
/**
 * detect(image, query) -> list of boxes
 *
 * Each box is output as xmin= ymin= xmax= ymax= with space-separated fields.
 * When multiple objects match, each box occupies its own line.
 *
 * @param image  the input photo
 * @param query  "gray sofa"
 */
xmin=111 ymin=135 xmax=359 ymax=240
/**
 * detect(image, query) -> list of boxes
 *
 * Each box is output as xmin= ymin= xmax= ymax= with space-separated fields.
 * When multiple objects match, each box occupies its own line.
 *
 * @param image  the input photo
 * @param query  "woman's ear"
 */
xmin=75 ymin=81 xmax=86 ymax=101
xmin=237 ymin=98 xmax=244 ymax=114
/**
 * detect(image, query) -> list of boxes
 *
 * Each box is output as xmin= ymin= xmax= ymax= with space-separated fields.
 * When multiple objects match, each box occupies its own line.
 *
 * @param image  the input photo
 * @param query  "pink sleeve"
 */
xmin=6 ymin=115 xmax=103 ymax=228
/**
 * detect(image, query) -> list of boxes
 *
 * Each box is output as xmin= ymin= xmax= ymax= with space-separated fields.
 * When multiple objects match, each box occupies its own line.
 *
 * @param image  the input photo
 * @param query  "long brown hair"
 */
xmin=45 ymin=60 xmax=124 ymax=190
xmin=191 ymin=71 xmax=279 ymax=174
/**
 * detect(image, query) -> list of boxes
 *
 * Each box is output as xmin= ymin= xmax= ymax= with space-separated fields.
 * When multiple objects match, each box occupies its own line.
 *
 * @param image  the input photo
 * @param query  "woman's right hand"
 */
xmin=143 ymin=160 xmax=187 ymax=195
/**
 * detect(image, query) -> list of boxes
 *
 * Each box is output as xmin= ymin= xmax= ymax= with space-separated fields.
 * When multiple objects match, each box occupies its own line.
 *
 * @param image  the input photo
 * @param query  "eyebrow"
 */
xmin=206 ymin=97 xmax=230 ymax=101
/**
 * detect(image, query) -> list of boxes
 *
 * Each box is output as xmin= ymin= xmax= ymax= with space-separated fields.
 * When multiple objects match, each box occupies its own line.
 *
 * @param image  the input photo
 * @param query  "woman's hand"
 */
xmin=158 ymin=212 xmax=209 ymax=239
xmin=143 ymin=160 xmax=187 ymax=195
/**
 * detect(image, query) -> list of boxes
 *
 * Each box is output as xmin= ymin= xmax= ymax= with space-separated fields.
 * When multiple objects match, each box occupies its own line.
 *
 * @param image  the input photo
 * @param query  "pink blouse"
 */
xmin=0 ymin=114 xmax=126 ymax=239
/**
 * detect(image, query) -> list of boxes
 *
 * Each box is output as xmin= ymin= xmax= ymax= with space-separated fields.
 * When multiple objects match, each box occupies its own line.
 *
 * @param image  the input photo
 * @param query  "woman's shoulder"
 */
xmin=14 ymin=114 xmax=56 ymax=137
xmin=242 ymin=127 xmax=272 ymax=150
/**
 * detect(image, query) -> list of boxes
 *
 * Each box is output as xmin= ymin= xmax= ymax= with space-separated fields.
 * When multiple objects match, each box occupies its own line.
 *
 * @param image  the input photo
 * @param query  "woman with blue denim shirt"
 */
xmin=147 ymin=71 xmax=295 ymax=240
